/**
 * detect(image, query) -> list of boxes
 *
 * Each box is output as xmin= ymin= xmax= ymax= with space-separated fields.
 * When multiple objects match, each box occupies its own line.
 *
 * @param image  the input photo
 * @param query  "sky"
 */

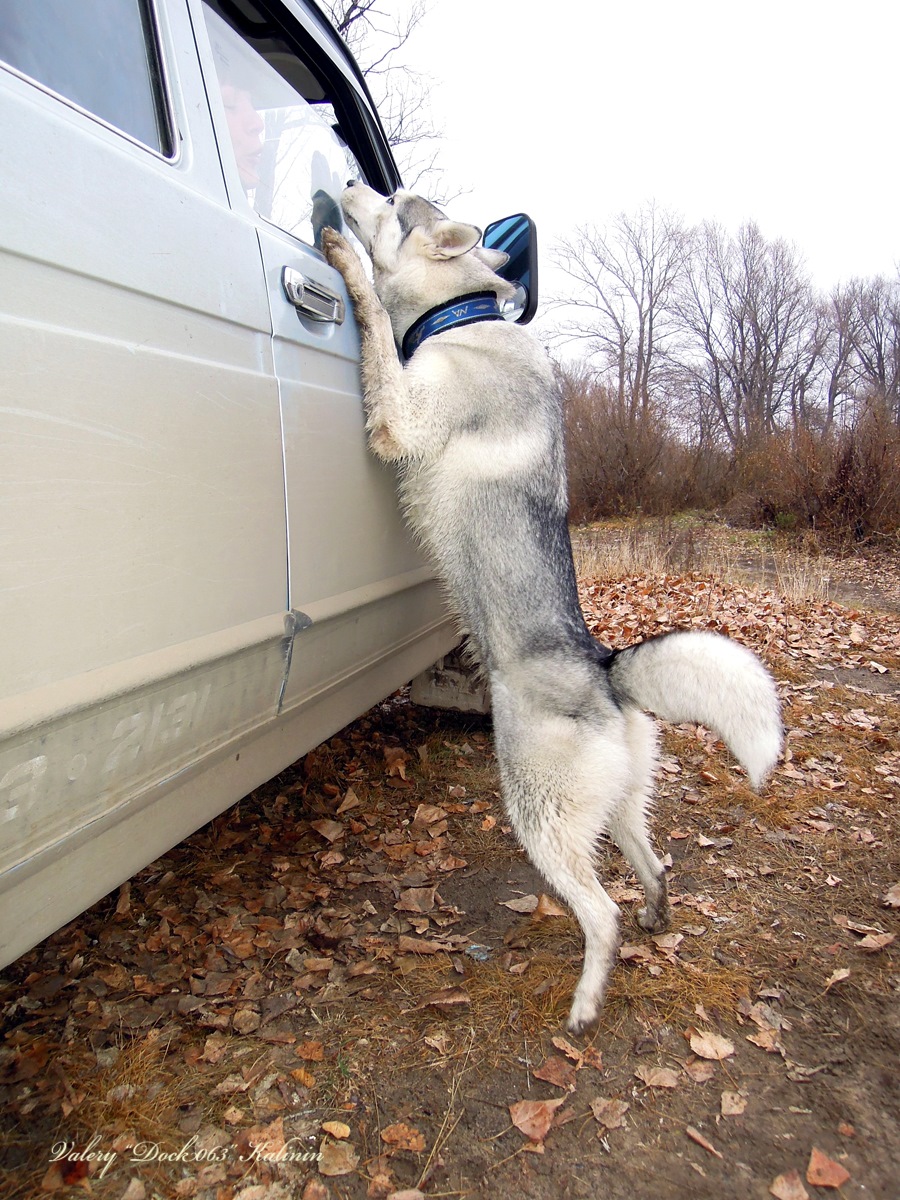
xmin=393 ymin=0 xmax=899 ymax=305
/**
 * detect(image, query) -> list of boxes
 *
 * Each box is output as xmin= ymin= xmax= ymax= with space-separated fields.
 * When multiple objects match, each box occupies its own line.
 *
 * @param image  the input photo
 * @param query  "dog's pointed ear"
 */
xmin=423 ymin=220 xmax=482 ymax=260
xmin=475 ymin=246 xmax=510 ymax=271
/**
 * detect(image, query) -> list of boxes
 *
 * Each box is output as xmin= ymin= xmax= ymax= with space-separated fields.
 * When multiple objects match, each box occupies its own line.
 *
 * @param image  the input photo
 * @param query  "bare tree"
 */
xmin=553 ymin=203 xmax=690 ymax=415
xmin=814 ymin=283 xmax=861 ymax=432
xmin=322 ymin=1 xmax=448 ymax=197
xmin=675 ymin=221 xmax=817 ymax=448
xmin=847 ymin=274 xmax=900 ymax=418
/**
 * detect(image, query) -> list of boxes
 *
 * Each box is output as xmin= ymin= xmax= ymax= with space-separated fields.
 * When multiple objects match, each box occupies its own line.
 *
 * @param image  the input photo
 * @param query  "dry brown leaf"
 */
xmin=688 ymin=1030 xmax=735 ymax=1060
xmin=769 ymin=1169 xmax=810 ymax=1200
xmin=383 ymin=747 xmax=410 ymax=779
xmin=532 ymin=893 xmax=568 ymax=920
xmin=296 ymin=1041 xmax=325 ymax=1062
xmin=381 ymin=1122 xmax=426 ymax=1152
xmin=395 ymin=887 xmax=437 ymax=914
xmin=883 ymin=883 xmax=900 ymax=908
xmin=823 ymin=968 xmax=850 ymax=991
xmin=550 ymin=1036 xmax=584 ymax=1066
xmin=321 ymin=1121 xmax=351 ymax=1140
xmin=532 ymin=1055 xmax=578 ymax=1090
xmin=721 ymin=1091 xmax=747 ymax=1116
xmin=509 ymin=1097 xmax=567 ymax=1142
xmin=686 ymin=1126 xmax=723 ymax=1158
xmin=318 ymin=1138 xmax=359 ymax=1177
xmin=746 ymin=1028 xmax=784 ymax=1054
xmin=310 ymin=819 xmax=344 ymax=843
xmin=806 ymin=1147 xmax=850 ymax=1188
xmin=635 ymin=1064 xmax=680 ymax=1089
xmin=582 ymin=1045 xmax=603 ymax=1071
xmin=857 ymin=931 xmax=895 ymax=952
xmin=418 ymin=986 xmax=470 ymax=1012
xmin=385 ymin=1191 xmax=425 ymax=1200
xmin=501 ymin=894 xmax=539 ymax=913
xmin=396 ymin=935 xmax=445 ymax=955
xmin=589 ymin=1097 xmax=629 ymax=1129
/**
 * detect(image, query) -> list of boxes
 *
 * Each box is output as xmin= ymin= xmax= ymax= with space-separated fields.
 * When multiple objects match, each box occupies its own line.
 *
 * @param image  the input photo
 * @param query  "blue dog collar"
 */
xmin=401 ymin=291 xmax=503 ymax=360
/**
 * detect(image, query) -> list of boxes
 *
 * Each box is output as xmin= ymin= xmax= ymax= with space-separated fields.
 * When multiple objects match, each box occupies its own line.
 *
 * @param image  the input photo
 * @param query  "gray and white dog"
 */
xmin=321 ymin=185 xmax=782 ymax=1035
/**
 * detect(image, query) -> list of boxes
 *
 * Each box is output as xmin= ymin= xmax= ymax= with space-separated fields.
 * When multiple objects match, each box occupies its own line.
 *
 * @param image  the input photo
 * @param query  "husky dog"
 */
xmin=321 ymin=185 xmax=782 ymax=1035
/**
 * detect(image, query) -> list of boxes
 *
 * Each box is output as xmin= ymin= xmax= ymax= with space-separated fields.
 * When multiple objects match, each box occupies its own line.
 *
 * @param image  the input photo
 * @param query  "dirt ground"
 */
xmin=2 ymin=538 xmax=899 ymax=1200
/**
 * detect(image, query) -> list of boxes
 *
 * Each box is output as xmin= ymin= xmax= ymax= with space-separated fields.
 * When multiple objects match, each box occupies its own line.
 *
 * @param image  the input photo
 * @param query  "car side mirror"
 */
xmin=483 ymin=213 xmax=538 ymax=325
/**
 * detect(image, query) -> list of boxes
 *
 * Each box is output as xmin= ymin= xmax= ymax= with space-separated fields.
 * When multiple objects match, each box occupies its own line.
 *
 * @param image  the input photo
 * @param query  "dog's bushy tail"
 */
xmin=606 ymin=630 xmax=782 ymax=790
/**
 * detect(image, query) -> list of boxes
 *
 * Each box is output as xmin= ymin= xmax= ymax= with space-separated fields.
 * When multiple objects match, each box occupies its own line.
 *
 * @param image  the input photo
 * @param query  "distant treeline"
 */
xmin=553 ymin=207 xmax=900 ymax=542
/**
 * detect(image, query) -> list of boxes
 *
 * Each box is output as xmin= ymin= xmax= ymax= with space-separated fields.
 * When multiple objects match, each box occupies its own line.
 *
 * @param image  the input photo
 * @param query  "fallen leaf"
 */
xmin=823 ymin=968 xmax=850 ymax=991
xmin=883 ymin=883 xmax=900 ymax=908
xmin=509 ymin=1097 xmax=567 ymax=1142
xmin=418 ymin=986 xmax=470 ymax=1012
xmin=769 ymin=1169 xmax=810 ymax=1200
xmin=857 ymin=931 xmax=895 ymax=952
xmin=296 ymin=1041 xmax=325 ymax=1061
xmin=383 ymin=746 xmax=410 ymax=779
xmin=501 ymin=894 xmax=539 ymax=913
xmin=806 ymin=1147 xmax=850 ymax=1188
xmin=395 ymin=887 xmax=437 ymax=914
xmin=582 ymin=1045 xmax=603 ymax=1071
xmin=589 ymin=1097 xmax=630 ymax=1129
xmin=688 ymin=1030 xmax=735 ymax=1061
xmin=532 ymin=893 xmax=568 ymax=920
xmin=686 ymin=1126 xmax=723 ymax=1158
xmin=721 ymin=1091 xmax=747 ymax=1116
xmin=321 ymin=1121 xmax=351 ymax=1140
xmin=385 ymin=1192 xmax=425 ymax=1200
xmin=532 ymin=1056 xmax=577 ymax=1090
xmin=747 ymin=1028 xmax=784 ymax=1054
xmin=683 ymin=1059 xmax=716 ymax=1084
xmin=335 ymin=787 xmax=360 ymax=814
xmin=310 ymin=820 xmax=344 ymax=843
xmin=635 ymin=1064 xmax=680 ymax=1089
xmin=397 ymin=935 xmax=446 ymax=955
xmin=550 ymin=1036 xmax=584 ymax=1066
xmin=381 ymin=1123 xmax=425 ymax=1153
xmin=318 ymin=1138 xmax=359 ymax=1177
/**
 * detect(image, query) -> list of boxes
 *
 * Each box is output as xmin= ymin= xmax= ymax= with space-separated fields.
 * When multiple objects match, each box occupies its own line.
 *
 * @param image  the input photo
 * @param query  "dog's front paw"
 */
xmin=320 ymin=227 xmax=368 ymax=291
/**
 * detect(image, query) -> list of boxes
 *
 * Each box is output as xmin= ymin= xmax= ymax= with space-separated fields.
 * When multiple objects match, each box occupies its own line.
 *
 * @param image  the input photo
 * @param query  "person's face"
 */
xmin=221 ymin=84 xmax=264 ymax=190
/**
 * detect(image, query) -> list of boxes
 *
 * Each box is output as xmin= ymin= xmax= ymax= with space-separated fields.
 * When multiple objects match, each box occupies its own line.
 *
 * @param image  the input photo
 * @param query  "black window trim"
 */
xmin=212 ymin=0 xmax=402 ymax=196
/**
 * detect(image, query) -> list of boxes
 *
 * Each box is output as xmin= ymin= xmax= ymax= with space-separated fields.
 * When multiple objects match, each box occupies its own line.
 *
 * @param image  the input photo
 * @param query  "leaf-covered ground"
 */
xmin=2 ymin=546 xmax=899 ymax=1200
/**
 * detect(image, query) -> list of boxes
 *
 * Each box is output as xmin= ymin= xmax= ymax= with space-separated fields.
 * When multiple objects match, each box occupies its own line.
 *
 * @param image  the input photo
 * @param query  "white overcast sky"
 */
xmin=395 ymin=0 xmax=899 ymax=299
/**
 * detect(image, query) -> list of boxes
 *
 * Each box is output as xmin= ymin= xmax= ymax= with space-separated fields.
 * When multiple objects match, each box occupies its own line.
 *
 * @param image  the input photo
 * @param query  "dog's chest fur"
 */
xmin=395 ymin=324 xmax=577 ymax=668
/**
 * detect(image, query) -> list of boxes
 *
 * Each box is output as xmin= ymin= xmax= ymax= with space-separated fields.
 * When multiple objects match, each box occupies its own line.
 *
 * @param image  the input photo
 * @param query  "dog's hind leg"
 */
xmin=493 ymin=694 xmax=630 ymax=1035
xmin=607 ymin=709 xmax=670 ymax=934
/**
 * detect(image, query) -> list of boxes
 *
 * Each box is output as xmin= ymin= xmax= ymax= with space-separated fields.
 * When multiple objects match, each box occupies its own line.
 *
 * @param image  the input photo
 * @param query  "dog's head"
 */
xmin=339 ymin=182 xmax=517 ymax=327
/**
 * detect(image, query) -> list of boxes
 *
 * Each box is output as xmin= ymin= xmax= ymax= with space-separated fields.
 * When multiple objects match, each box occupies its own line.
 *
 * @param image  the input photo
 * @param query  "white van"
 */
xmin=0 ymin=0 xmax=536 ymax=967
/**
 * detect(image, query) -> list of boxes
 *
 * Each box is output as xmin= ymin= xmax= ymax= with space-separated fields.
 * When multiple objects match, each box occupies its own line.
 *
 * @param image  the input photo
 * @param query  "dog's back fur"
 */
xmin=322 ymin=187 xmax=783 ymax=1034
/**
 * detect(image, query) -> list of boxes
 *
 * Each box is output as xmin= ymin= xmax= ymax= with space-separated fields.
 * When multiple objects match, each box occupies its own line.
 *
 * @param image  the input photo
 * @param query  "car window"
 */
xmin=202 ymin=1 xmax=364 ymax=250
xmin=0 ymin=0 xmax=173 ymax=155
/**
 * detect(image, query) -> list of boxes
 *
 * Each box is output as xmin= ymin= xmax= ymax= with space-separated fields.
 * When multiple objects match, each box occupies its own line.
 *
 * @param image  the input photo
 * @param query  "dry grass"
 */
xmin=571 ymin=518 xmax=837 ymax=603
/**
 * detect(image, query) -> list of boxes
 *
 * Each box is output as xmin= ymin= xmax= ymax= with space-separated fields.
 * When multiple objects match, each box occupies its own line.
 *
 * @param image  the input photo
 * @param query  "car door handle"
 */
xmin=282 ymin=267 xmax=345 ymax=324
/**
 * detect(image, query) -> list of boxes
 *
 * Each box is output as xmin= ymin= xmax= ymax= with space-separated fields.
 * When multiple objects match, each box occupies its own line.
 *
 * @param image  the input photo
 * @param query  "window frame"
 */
xmin=0 ymin=0 xmax=178 ymax=161
xmin=206 ymin=0 xmax=401 ymax=202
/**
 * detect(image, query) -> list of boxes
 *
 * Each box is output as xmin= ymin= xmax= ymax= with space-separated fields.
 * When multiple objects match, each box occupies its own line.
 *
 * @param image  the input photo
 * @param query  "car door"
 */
xmin=0 ymin=0 xmax=290 ymax=961
xmin=193 ymin=0 xmax=453 ymax=721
